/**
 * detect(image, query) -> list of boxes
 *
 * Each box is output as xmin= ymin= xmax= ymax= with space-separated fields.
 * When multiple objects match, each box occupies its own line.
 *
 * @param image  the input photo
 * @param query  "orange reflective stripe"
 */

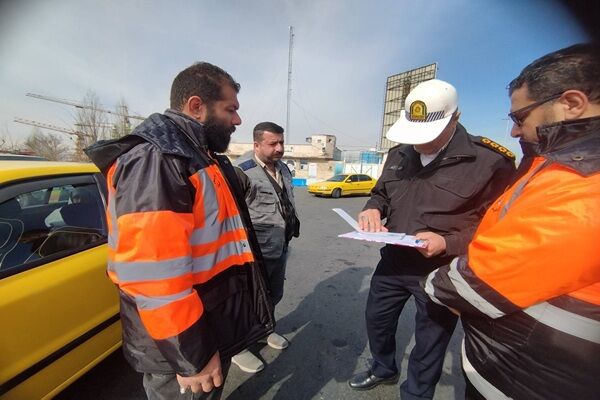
xmin=138 ymin=292 xmax=203 ymax=339
xmin=119 ymin=274 xmax=192 ymax=297
xmin=191 ymin=228 xmax=249 ymax=257
xmin=113 ymin=211 xmax=194 ymax=262
xmin=107 ymin=269 xmax=119 ymax=284
xmin=193 ymin=253 xmax=253 ymax=284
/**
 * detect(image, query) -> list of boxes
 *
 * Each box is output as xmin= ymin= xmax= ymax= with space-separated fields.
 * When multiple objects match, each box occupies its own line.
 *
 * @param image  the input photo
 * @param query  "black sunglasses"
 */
xmin=508 ymin=93 xmax=562 ymax=127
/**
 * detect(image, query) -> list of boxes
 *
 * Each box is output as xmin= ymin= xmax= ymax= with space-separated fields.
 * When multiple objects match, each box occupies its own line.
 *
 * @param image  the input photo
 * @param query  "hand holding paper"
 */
xmin=358 ymin=209 xmax=388 ymax=232
xmin=332 ymin=208 xmax=426 ymax=248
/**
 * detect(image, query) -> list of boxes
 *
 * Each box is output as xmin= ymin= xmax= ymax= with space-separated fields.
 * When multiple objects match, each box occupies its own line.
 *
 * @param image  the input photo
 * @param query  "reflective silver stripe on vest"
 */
xmin=447 ymin=258 xmax=505 ymax=319
xmin=107 ymin=171 xmax=119 ymax=274
xmin=134 ymin=288 xmax=193 ymax=310
xmin=189 ymin=216 xmax=245 ymax=246
xmin=197 ymin=169 xmax=220 ymax=225
xmin=524 ymin=301 xmax=600 ymax=344
xmin=424 ymin=270 xmax=448 ymax=308
xmin=110 ymin=256 xmax=192 ymax=282
xmin=500 ymin=159 xmax=550 ymax=220
xmin=107 ymin=190 xmax=118 ymax=250
xmin=192 ymin=239 xmax=251 ymax=273
xmin=462 ymin=340 xmax=512 ymax=400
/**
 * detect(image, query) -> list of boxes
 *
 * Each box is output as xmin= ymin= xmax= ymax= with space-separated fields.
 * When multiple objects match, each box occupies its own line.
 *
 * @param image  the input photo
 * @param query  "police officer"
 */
xmin=348 ymin=79 xmax=515 ymax=399
xmin=232 ymin=121 xmax=300 ymax=373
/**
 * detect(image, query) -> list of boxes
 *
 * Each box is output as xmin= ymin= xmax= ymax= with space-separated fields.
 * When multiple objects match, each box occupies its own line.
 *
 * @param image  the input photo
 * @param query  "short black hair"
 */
xmin=170 ymin=62 xmax=241 ymax=111
xmin=253 ymin=121 xmax=284 ymax=142
xmin=508 ymin=43 xmax=600 ymax=103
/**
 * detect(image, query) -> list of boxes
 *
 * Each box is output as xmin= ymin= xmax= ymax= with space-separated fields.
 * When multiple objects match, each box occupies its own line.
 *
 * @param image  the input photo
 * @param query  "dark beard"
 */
xmin=204 ymin=115 xmax=235 ymax=153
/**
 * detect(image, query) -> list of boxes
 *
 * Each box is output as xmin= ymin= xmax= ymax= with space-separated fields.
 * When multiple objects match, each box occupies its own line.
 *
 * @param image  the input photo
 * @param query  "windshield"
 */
xmin=326 ymin=175 xmax=348 ymax=182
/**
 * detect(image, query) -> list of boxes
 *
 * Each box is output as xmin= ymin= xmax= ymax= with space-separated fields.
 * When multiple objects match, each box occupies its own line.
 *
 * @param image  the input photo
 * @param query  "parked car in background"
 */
xmin=0 ymin=160 xmax=120 ymax=400
xmin=307 ymin=173 xmax=376 ymax=198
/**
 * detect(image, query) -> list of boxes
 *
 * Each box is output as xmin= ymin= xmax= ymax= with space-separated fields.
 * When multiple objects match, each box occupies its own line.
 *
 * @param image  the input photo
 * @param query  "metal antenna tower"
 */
xmin=286 ymin=26 xmax=294 ymax=144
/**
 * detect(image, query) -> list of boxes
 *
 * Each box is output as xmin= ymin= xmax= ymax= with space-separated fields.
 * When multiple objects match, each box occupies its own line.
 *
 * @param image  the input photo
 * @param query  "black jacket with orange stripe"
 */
xmin=424 ymin=116 xmax=600 ymax=399
xmin=86 ymin=110 xmax=274 ymax=376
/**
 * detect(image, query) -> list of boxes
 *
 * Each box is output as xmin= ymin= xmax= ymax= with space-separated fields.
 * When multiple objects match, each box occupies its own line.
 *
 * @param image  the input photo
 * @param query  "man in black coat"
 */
xmin=348 ymin=79 xmax=515 ymax=399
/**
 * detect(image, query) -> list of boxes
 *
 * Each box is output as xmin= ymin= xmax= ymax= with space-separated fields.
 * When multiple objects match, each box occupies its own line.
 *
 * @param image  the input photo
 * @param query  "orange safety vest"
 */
xmin=469 ymin=155 xmax=600 ymax=308
xmin=105 ymin=161 xmax=254 ymax=340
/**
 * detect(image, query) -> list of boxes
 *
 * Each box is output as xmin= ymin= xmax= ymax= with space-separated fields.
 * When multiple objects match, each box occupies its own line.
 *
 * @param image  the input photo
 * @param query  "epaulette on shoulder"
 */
xmin=475 ymin=137 xmax=516 ymax=161
xmin=238 ymin=158 xmax=257 ymax=171
xmin=278 ymin=160 xmax=292 ymax=174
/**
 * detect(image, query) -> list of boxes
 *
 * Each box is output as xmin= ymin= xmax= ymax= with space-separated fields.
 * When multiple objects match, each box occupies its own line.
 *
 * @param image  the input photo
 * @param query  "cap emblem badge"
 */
xmin=409 ymin=100 xmax=427 ymax=121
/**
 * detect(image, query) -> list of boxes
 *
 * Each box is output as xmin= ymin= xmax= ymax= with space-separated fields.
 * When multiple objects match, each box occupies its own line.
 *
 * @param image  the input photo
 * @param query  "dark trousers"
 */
xmin=366 ymin=259 xmax=458 ymax=400
xmin=264 ymin=248 xmax=288 ymax=307
xmin=143 ymin=360 xmax=231 ymax=400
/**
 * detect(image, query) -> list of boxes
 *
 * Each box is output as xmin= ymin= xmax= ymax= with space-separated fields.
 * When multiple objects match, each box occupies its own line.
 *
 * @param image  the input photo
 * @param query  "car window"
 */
xmin=326 ymin=174 xmax=347 ymax=182
xmin=358 ymin=175 xmax=372 ymax=181
xmin=0 ymin=178 xmax=106 ymax=274
xmin=347 ymin=175 xmax=359 ymax=182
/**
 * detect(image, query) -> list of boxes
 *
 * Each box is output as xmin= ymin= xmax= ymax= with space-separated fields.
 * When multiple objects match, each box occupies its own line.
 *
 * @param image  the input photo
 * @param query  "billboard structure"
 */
xmin=379 ymin=63 xmax=437 ymax=151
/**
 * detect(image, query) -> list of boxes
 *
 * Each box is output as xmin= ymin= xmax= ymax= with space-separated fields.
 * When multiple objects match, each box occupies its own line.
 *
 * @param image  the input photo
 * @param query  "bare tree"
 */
xmin=112 ymin=97 xmax=133 ymax=139
xmin=0 ymin=126 xmax=23 ymax=153
xmin=23 ymin=128 xmax=70 ymax=161
xmin=73 ymin=90 xmax=110 ymax=160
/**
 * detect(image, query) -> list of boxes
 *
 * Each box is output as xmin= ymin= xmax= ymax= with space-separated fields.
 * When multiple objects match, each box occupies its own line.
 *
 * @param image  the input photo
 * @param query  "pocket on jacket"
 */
xmin=256 ymin=193 xmax=277 ymax=213
xmin=253 ymin=223 xmax=284 ymax=259
xmin=201 ymin=273 xmax=262 ymax=357
xmin=431 ymin=175 xmax=479 ymax=199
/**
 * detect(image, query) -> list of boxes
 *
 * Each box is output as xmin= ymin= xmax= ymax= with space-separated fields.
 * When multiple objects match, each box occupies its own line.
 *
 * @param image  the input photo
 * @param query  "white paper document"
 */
xmin=332 ymin=208 xmax=427 ymax=248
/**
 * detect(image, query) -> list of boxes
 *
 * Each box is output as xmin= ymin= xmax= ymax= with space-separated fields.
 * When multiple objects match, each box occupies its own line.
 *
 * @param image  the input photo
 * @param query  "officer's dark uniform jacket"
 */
xmin=425 ymin=116 xmax=600 ymax=400
xmin=234 ymin=151 xmax=299 ymax=259
xmin=85 ymin=110 xmax=274 ymax=377
xmin=365 ymin=123 xmax=515 ymax=275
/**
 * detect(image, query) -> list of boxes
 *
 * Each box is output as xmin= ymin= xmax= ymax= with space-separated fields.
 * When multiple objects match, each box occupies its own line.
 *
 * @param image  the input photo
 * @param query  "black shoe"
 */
xmin=348 ymin=370 xmax=399 ymax=391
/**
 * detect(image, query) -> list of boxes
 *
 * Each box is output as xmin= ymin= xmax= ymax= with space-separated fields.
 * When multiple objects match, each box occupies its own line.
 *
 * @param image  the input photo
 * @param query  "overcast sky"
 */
xmin=0 ymin=0 xmax=588 ymax=156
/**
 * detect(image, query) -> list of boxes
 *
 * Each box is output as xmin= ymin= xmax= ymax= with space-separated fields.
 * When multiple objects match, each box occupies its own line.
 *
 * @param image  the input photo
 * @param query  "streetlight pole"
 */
xmin=286 ymin=26 xmax=294 ymax=144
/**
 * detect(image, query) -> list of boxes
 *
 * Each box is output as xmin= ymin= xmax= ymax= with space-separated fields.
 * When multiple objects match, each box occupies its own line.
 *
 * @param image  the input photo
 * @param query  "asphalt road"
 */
xmin=57 ymin=189 xmax=464 ymax=400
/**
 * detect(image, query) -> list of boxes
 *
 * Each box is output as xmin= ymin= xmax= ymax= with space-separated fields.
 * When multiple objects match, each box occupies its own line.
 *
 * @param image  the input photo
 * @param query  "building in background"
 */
xmin=227 ymin=134 xmax=342 ymax=182
xmin=379 ymin=63 xmax=437 ymax=151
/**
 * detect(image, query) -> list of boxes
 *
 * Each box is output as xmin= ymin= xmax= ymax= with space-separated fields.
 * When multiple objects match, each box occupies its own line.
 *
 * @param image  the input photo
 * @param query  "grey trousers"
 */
xmin=143 ymin=361 xmax=231 ymax=400
xmin=264 ymin=249 xmax=289 ymax=307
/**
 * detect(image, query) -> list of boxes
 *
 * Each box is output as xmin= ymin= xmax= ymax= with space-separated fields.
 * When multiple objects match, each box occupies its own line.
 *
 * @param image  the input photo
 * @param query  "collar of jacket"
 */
xmin=397 ymin=122 xmax=476 ymax=167
xmin=163 ymin=109 xmax=210 ymax=154
xmin=85 ymin=111 xmax=207 ymax=173
xmin=127 ymin=111 xmax=197 ymax=159
xmin=537 ymin=115 xmax=600 ymax=176
xmin=237 ymin=150 xmax=285 ymax=171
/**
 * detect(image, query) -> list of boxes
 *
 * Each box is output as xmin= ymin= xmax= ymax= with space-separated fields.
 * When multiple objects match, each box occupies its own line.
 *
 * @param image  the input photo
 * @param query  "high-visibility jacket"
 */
xmin=425 ymin=115 xmax=600 ymax=399
xmin=86 ymin=110 xmax=274 ymax=376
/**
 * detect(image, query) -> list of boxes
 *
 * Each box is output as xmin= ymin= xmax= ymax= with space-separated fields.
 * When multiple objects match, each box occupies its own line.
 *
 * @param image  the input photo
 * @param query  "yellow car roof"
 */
xmin=0 ymin=161 xmax=99 ymax=184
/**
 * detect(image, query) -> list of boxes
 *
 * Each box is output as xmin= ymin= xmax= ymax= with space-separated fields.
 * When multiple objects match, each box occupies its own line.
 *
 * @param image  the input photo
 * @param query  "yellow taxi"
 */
xmin=0 ymin=160 xmax=120 ymax=400
xmin=307 ymin=173 xmax=376 ymax=198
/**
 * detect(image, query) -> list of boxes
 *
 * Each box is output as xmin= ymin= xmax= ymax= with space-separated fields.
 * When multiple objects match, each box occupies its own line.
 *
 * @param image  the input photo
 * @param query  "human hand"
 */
xmin=358 ymin=209 xmax=388 ymax=232
xmin=177 ymin=352 xmax=222 ymax=394
xmin=414 ymin=231 xmax=446 ymax=258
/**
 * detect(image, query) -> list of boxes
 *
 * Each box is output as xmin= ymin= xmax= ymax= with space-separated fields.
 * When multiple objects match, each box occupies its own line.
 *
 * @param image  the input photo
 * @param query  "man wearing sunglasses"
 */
xmin=424 ymin=43 xmax=600 ymax=399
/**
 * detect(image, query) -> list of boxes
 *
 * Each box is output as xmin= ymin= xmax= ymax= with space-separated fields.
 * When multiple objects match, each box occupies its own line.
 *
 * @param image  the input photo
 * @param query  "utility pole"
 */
xmin=286 ymin=26 xmax=294 ymax=144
